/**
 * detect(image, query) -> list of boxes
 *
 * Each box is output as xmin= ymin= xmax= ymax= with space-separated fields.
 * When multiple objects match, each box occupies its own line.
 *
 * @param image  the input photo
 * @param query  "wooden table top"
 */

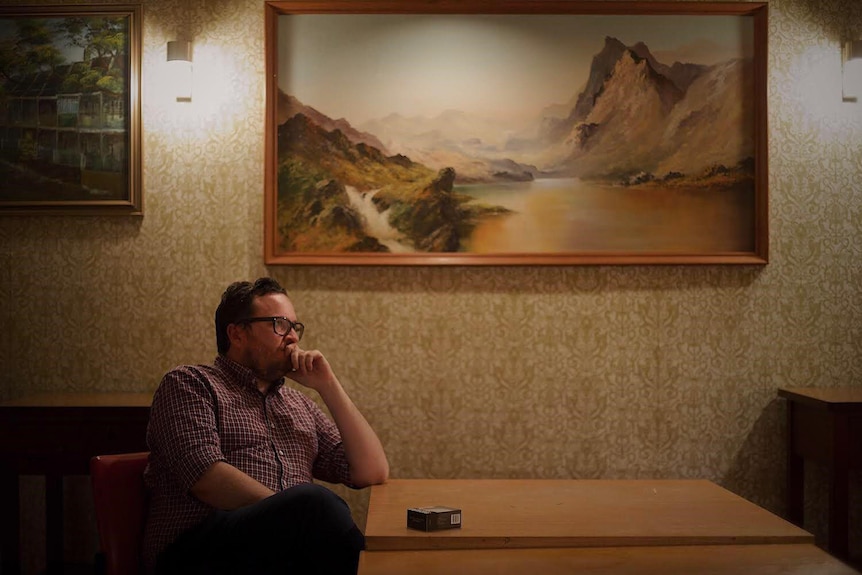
xmin=364 ymin=479 xmax=813 ymax=551
xmin=358 ymin=544 xmax=860 ymax=575
xmin=0 ymin=392 xmax=152 ymax=408
xmin=778 ymin=387 xmax=862 ymax=409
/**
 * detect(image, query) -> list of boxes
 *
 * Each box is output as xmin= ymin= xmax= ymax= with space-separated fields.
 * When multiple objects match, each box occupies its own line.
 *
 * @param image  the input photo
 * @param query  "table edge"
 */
xmin=364 ymin=534 xmax=816 ymax=552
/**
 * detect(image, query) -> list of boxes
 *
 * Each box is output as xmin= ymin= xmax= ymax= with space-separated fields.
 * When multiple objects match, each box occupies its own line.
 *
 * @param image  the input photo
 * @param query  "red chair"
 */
xmin=90 ymin=452 xmax=150 ymax=575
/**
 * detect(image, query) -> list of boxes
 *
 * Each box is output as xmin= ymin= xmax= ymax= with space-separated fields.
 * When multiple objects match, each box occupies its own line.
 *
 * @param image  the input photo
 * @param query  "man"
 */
xmin=143 ymin=277 xmax=389 ymax=574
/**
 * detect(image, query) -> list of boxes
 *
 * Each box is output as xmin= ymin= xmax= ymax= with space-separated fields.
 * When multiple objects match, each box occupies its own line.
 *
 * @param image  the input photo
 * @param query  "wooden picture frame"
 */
xmin=0 ymin=4 xmax=142 ymax=215
xmin=265 ymin=1 xmax=768 ymax=265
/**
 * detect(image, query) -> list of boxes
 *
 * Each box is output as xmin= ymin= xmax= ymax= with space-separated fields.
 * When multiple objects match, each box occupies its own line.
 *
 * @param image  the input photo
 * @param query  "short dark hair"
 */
xmin=215 ymin=277 xmax=288 ymax=354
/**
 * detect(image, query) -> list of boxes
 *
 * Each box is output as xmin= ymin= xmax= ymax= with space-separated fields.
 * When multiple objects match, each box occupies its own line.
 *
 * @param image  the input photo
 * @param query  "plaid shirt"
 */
xmin=142 ymin=355 xmax=352 ymax=569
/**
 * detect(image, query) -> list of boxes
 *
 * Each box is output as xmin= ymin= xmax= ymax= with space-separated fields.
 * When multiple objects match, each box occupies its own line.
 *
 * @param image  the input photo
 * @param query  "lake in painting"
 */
xmin=462 ymin=178 xmax=754 ymax=253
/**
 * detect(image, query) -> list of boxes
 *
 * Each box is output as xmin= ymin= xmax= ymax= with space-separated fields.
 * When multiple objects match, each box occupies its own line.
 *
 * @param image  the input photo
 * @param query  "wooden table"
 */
xmin=0 ymin=392 xmax=151 ymax=575
xmin=363 ymin=479 xmax=812 ymax=551
xmin=778 ymin=387 xmax=862 ymax=561
xmin=359 ymin=544 xmax=861 ymax=575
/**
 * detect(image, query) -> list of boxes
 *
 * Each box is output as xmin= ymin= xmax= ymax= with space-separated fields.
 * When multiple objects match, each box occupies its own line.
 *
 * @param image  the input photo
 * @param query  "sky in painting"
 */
xmin=278 ymin=13 xmax=754 ymax=126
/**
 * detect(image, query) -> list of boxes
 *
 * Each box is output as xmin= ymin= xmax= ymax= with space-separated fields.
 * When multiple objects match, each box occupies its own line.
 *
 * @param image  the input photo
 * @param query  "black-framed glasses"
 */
xmin=239 ymin=316 xmax=304 ymax=340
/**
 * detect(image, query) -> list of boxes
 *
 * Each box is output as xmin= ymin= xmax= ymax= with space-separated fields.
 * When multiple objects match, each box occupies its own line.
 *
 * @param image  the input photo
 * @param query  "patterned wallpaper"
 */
xmin=1 ymin=0 xmax=861 ymax=572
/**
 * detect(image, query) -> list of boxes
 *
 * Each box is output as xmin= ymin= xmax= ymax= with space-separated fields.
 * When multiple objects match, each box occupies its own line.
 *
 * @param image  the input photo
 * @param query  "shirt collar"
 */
xmin=215 ymin=354 xmax=285 ymax=394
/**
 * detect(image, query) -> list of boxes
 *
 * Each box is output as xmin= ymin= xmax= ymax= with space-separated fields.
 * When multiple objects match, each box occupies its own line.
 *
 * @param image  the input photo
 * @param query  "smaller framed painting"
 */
xmin=0 ymin=4 xmax=142 ymax=215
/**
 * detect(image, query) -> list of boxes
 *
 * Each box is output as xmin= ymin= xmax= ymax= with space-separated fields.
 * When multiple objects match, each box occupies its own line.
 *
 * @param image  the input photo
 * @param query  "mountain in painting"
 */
xmin=653 ymin=58 xmax=754 ymax=176
xmin=549 ymin=39 xmax=686 ymax=178
xmin=277 ymin=90 xmax=388 ymax=153
xmin=630 ymin=41 xmax=707 ymax=93
xmin=535 ymin=36 xmax=752 ymax=181
xmin=359 ymin=109 xmax=541 ymax=183
xmin=345 ymin=35 xmax=751 ymax=185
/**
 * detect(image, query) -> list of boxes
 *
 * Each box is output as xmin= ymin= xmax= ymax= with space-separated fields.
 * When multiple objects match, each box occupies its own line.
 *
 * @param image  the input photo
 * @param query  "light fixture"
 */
xmin=166 ymin=40 xmax=193 ymax=102
xmin=842 ymin=40 xmax=862 ymax=102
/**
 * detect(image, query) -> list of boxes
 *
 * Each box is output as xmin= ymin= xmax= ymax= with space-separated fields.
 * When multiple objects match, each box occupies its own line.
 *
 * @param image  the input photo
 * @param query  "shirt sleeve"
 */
xmin=302 ymin=395 xmax=354 ymax=487
xmin=147 ymin=366 xmax=227 ymax=493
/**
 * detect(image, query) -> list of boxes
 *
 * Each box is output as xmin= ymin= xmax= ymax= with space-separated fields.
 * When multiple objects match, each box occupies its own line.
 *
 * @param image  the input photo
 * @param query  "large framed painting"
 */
xmin=0 ymin=4 xmax=142 ymax=215
xmin=265 ymin=1 xmax=768 ymax=265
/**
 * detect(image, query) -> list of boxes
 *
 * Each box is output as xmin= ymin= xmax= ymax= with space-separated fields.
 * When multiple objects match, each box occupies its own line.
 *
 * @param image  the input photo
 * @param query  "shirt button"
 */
xmin=279 ymin=450 xmax=285 ymax=455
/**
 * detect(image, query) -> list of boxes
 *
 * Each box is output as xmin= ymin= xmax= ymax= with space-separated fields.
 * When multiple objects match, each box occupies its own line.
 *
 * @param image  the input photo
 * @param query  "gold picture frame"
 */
xmin=265 ymin=1 xmax=768 ymax=265
xmin=0 ymin=4 xmax=142 ymax=215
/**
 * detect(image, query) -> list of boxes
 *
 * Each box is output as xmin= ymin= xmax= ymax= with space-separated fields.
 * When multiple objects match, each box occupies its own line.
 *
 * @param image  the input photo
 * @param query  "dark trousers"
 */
xmin=155 ymin=483 xmax=365 ymax=575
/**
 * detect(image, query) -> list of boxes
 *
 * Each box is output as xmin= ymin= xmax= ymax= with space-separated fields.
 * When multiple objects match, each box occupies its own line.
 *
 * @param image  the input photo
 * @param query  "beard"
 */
xmin=242 ymin=345 xmax=292 ymax=383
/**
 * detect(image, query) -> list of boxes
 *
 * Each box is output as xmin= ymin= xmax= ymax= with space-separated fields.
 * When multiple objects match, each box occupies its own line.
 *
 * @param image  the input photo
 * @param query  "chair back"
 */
xmin=90 ymin=451 xmax=150 ymax=575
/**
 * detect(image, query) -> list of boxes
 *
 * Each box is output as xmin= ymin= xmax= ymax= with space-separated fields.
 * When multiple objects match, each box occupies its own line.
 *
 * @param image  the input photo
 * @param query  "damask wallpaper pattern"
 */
xmin=0 ymin=0 xmax=860 ymax=571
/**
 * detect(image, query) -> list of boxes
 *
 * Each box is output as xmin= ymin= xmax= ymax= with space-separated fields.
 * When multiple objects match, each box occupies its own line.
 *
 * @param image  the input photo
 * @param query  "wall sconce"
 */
xmin=843 ymin=40 xmax=862 ymax=102
xmin=166 ymin=40 xmax=193 ymax=102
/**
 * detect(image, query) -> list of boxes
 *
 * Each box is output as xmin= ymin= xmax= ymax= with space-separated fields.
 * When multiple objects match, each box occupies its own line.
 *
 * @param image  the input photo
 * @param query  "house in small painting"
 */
xmin=0 ymin=56 xmax=126 ymax=198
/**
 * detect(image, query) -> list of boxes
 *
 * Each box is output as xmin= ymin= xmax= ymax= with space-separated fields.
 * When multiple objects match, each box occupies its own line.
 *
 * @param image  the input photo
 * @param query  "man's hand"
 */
xmin=285 ymin=346 xmax=337 ymax=393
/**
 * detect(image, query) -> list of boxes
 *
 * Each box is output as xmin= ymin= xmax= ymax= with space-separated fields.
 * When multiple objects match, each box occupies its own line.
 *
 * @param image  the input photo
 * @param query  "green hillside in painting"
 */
xmin=276 ymin=112 xmax=508 ymax=253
